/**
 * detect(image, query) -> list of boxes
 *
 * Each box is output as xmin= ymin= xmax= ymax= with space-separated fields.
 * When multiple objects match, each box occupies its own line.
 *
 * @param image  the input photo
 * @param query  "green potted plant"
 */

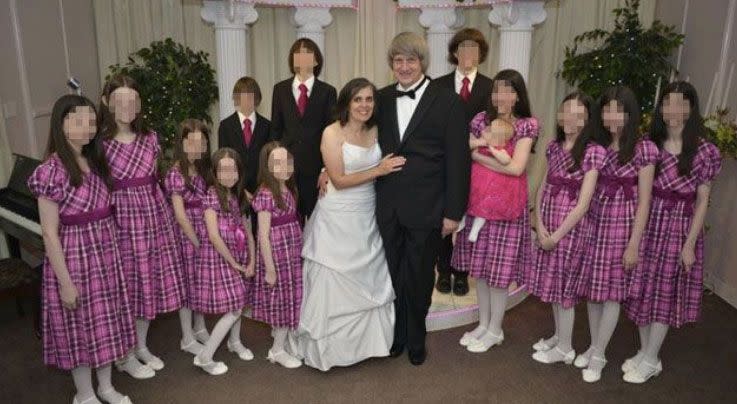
xmin=107 ymin=38 xmax=218 ymax=168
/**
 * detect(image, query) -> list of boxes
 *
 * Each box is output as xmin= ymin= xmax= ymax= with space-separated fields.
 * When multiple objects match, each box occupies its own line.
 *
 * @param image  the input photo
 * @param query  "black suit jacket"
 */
xmin=270 ymin=78 xmax=337 ymax=179
xmin=375 ymin=79 xmax=470 ymax=229
xmin=435 ymin=71 xmax=493 ymax=125
xmin=218 ymin=112 xmax=271 ymax=194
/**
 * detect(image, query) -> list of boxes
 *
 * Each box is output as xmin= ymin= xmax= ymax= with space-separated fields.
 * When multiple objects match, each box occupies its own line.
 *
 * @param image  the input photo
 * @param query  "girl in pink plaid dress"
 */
xmin=452 ymin=70 xmax=539 ymax=354
xmin=622 ymin=82 xmax=722 ymax=384
xmin=252 ymin=142 xmax=304 ymax=369
xmin=30 ymin=95 xmax=135 ymax=404
xmin=163 ymin=119 xmax=216 ymax=355
xmin=574 ymin=87 xmax=658 ymax=383
xmin=528 ymin=92 xmax=606 ymax=366
xmin=97 ymin=75 xmax=187 ymax=379
xmin=192 ymin=148 xmax=256 ymax=376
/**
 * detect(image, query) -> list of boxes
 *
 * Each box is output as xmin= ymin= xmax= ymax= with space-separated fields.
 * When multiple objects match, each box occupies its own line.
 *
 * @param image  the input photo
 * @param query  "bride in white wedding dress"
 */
xmin=287 ymin=78 xmax=405 ymax=371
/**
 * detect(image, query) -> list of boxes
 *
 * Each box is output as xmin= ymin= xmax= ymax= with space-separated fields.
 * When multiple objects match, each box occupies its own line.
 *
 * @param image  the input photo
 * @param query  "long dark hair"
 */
xmin=210 ymin=148 xmax=243 ymax=214
xmin=98 ymin=74 xmax=148 ymax=139
xmin=556 ymin=91 xmax=598 ymax=172
xmin=256 ymin=141 xmax=298 ymax=211
xmin=45 ymin=95 xmax=108 ymax=188
xmin=596 ymin=86 xmax=641 ymax=165
xmin=485 ymin=69 xmax=532 ymax=125
xmin=650 ymin=81 xmax=705 ymax=176
xmin=334 ymin=78 xmax=378 ymax=128
xmin=172 ymin=119 xmax=213 ymax=189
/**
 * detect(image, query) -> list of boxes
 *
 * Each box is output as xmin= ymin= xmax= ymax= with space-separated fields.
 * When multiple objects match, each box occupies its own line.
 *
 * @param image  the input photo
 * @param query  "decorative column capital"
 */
xmin=418 ymin=8 xmax=465 ymax=33
xmin=201 ymin=0 xmax=259 ymax=29
xmin=488 ymin=0 xmax=546 ymax=31
xmin=293 ymin=7 xmax=333 ymax=34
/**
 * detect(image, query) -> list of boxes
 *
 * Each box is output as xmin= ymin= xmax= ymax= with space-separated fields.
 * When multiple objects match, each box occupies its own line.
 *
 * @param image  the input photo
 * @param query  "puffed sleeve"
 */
xmin=163 ymin=167 xmax=186 ymax=197
xmin=582 ymin=143 xmax=607 ymax=173
xmin=468 ymin=111 xmax=488 ymax=138
xmin=251 ymin=188 xmax=275 ymax=213
xmin=514 ymin=116 xmax=540 ymax=141
xmin=27 ymin=157 xmax=68 ymax=203
xmin=634 ymin=139 xmax=659 ymax=169
xmin=695 ymin=141 xmax=722 ymax=185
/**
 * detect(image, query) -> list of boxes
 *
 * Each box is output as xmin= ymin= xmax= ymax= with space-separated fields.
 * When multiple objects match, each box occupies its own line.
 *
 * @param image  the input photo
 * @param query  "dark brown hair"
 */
xmin=45 ymin=95 xmax=108 ymax=188
xmin=211 ymin=147 xmax=244 ymax=214
xmin=447 ymin=28 xmax=489 ymax=65
xmin=98 ymin=74 xmax=147 ymax=139
xmin=172 ymin=119 xmax=214 ymax=190
xmin=651 ymin=81 xmax=706 ymax=176
xmin=596 ymin=86 xmax=641 ymax=165
xmin=334 ymin=78 xmax=377 ymax=128
xmin=288 ymin=38 xmax=324 ymax=77
xmin=485 ymin=69 xmax=532 ymax=124
xmin=232 ymin=76 xmax=262 ymax=107
xmin=256 ymin=141 xmax=298 ymax=211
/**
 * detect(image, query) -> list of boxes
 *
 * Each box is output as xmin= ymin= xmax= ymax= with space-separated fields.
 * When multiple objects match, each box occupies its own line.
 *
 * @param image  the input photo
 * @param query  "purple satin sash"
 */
xmin=270 ymin=213 xmax=299 ymax=227
xmin=598 ymin=175 xmax=638 ymax=200
xmin=112 ymin=175 xmax=158 ymax=195
xmin=546 ymin=175 xmax=582 ymax=198
xmin=60 ymin=205 xmax=115 ymax=226
xmin=652 ymin=187 xmax=696 ymax=215
xmin=184 ymin=200 xmax=202 ymax=209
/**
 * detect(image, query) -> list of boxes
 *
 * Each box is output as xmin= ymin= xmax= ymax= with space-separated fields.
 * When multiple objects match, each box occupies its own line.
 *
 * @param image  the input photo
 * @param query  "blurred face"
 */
xmin=268 ymin=147 xmax=294 ymax=182
xmin=662 ymin=92 xmax=690 ymax=128
xmin=602 ymin=100 xmax=628 ymax=135
xmin=455 ymin=40 xmax=480 ymax=71
xmin=63 ymin=106 xmax=96 ymax=149
xmin=234 ymin=92 xmax=256 ymax=113
xmin=216 ymin=156 xmax=239 ymax=188
xmin=491 ymin=80 xmax=517 ymax=115
xmin=392 ymin=54 xmax=423 ymax=88
xmin=557 ymin=98 xmax=588 ymax=136
xmin=183 ymin=130 xmax=207 ymax=162
xmin=293 ymin=46 xmax=316 ymax=77
xmin=106 ymin=86 xmax=141 ymax=124
xmin=349 ymin=86 xmax=374 ymax=124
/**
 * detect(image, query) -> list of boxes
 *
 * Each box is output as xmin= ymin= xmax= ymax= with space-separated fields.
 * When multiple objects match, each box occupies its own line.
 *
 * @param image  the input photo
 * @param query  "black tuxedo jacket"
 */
xmin=269 ymin=78 xmax=337 ymax=179
xmin=218 ymin=112 xmax=271 ymax=194
xmin=434 ymin=71 xmax=493 ymax=125
xmin=375 ymin=79 xmax=470 ymax=229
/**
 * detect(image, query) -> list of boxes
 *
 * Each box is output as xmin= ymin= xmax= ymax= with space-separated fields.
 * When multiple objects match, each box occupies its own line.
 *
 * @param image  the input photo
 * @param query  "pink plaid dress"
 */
xmin=525 ymin=141 xmax=606 ymax=308
xmin=103 ymin=133 xmax=185 ymax=320
xmin=578 ymin=140 xmax=659 ymax=302
xmin=252 ymin=188 xmax=303 ymax=329
xmin=625 ymin=141 xmax=721 ymax=328
xmin=28 ymin=154 xmax=135 ymax=370
xmin=452 ymin=114 xmax=539 ymax=288
xmin=191 ymin=187 xmax=249 ymax=314
xmin=163 ymin=167 xmax=208 ymax=308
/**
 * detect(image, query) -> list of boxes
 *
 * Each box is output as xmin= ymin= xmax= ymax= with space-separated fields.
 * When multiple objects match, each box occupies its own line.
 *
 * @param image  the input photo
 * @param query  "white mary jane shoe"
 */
xmin=531 ymin=347 xmax=575 ymax=365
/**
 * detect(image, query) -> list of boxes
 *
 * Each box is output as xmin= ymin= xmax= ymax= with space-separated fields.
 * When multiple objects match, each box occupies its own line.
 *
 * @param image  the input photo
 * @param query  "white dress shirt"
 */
xmin=237 ymin=110 xmax=257 ymax=132
xmin=292 ymin=75 xmax=315 ymax=103
xmin=396 ymin=76 xmax=429 ymax=141
xmin=454 ymin=68 xmax=478 ymax=95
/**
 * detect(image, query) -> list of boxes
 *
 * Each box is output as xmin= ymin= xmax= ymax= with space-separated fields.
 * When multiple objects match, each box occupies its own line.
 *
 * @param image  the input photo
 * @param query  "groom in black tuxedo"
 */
xmin=376 ymin=32 xmax=470 ymax=365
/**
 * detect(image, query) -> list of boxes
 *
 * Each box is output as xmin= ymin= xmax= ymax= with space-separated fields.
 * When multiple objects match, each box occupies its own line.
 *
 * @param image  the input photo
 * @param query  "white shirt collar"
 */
xmin=293 ymin=75 xmax=315 ymax=94
xmin=455 ymin=68 xmax=477 ymax=85
xmin=237 ymin=111 xmax=256 ymax=128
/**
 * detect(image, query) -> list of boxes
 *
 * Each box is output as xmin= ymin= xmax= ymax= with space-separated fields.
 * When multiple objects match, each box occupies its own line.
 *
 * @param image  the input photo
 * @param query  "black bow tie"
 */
xmin=396 ymin=77 xmax=428 ymax=99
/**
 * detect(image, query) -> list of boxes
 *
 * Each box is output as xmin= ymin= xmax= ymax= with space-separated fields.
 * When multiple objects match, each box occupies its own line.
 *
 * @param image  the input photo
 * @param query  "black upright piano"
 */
xmin=0 ymin=154 xmax=43 ymax=257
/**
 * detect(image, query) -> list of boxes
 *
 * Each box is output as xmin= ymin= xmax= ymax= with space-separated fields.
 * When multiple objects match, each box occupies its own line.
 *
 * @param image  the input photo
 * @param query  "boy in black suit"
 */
xmin=270 ymin=38 xmax=337 ymax=219
xmin=218 ymin=77 xmax=271 ymax=202
xmin=434 ymin=28 xmax=493 ymax=296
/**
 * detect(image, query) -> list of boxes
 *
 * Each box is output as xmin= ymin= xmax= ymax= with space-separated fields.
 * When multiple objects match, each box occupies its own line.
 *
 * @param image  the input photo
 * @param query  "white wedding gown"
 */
xmin=287 ymin=141 xmax=395 ymax=371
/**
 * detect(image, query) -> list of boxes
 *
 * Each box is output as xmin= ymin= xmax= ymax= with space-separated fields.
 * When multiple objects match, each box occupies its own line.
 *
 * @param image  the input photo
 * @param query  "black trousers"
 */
xmin=295 ymin=172 xmax=318 ymax=219
xmin=436 ymin=235 xmax=467 ymax=278
xmin=378 ymin=211 xmax=441 ymax=352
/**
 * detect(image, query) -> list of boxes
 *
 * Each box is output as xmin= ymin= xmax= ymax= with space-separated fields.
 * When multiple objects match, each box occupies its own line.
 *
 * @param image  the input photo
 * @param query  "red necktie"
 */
xmin=460 ymin=76 xmax=471 ymax=103
xmin=297 ymin=84 xmax=309 ymax=117
xmin=242 ymin=118 xmax=252 ymax=147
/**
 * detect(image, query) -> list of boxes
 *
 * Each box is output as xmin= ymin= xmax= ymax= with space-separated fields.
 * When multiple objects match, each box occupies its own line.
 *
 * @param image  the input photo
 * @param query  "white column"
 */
xmin=292 ymin=7 xmax=333 ymax=54
xmin=201 ymin=0 xmax=259 ymax=119
xmin=488 ymin=0 xmax=547 ymax=82
xmin=418 ymin=8 xmax=465 ymax=78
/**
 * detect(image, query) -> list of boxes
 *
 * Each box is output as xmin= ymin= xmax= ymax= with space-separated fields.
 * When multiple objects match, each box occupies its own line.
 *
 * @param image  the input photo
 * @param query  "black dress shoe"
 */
xmin=452 ymin=274 xmax=469 ymax=296
xmin=389 ymin=343 xmax=405 ymax=358
xmin=435 ymin=273 xmax=451 ymax=294
xmin=408 ymin=347 xmax=426 ymax=366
